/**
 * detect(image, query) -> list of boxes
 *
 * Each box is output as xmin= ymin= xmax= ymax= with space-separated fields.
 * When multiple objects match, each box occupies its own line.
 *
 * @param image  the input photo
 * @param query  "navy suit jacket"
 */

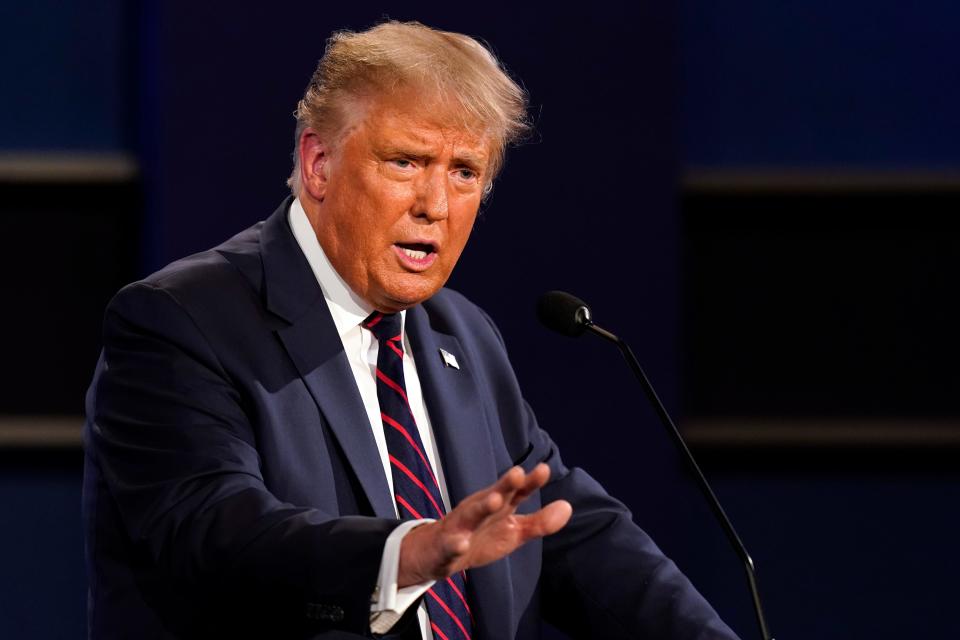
xmin=83 ymin=199 xmax=737 ymax=639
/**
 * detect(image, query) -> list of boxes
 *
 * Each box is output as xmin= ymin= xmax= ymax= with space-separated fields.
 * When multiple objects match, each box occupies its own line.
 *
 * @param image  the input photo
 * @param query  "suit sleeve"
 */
xmin=475 ymin=307 xmax=739 ymax=640
xmin=87 ymin=281 xmax=399 ymax=635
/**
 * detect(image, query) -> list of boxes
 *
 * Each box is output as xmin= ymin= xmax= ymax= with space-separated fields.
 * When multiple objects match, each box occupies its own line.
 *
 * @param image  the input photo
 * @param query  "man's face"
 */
xmin=305 ymin=93 xmax=491 ymax=312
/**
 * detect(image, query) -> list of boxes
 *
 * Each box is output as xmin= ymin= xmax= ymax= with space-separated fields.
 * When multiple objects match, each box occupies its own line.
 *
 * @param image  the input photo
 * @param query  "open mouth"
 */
xmin=395 ymin=242 xmax=436 ymax=260
xmin=393 ymin=242 xmax=438 ymax=269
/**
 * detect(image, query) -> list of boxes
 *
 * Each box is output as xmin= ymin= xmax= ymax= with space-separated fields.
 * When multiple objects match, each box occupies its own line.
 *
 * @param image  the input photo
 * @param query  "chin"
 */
xmin=376 ymin=280 xmax=443 ymax=311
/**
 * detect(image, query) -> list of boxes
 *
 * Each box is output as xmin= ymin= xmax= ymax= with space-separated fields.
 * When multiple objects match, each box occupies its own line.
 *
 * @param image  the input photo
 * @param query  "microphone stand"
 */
xmin=581 ymin=313 xmax=774 ymax=640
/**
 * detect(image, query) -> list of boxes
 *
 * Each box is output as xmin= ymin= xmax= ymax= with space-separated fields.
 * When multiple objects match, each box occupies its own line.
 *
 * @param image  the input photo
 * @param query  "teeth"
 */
xmin=401 ymin=247 xmax=428 ymax=260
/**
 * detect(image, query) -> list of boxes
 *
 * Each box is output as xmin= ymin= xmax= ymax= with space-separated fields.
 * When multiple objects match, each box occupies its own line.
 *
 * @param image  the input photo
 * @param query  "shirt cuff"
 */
xmin=370 ymin=519 xmax=436 ymax=635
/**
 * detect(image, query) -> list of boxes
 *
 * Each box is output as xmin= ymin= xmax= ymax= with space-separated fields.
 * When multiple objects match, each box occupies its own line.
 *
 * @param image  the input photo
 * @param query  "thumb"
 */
xmin=523 ymin=500 xmax=572 ymax=538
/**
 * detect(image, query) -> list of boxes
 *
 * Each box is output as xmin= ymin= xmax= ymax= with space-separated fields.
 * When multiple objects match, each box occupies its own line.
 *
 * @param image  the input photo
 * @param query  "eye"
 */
xmin=456 ymin=168 xmax=477 ymax=181
xmin=391 ymin=158 xmax=413 ymax=169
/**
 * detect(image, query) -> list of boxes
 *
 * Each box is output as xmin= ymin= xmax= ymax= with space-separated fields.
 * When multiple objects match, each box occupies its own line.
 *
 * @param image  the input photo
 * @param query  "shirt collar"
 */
xmin=288 ymin=197 xmax=405 ymax=338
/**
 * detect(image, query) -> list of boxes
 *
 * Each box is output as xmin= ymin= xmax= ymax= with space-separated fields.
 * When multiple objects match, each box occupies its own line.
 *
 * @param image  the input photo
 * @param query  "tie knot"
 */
xmin=363 ymin=311 xmax=403 ymax=343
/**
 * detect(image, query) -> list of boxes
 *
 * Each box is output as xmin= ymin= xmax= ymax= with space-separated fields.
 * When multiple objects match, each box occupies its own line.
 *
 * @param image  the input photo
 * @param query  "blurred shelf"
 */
xmin=0 ymin=152 xmax=137 ymax=183
xmin=684 ymin=418 xmax=960 ymax=448
xmin=684 ymin=418 xmax=960 ymax=471
xmin=0 ymin=415 xmax=82 ymax=448
xmin=683 ymin=168 xmax=960 ymax=194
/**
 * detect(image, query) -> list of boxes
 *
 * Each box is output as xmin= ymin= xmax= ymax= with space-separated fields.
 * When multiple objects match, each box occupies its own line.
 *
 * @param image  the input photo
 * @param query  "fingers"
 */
xmin=405 ymin=465 xmax=570 ymax=582
xmin=451 ymin=465 xmax=523 ymax=530
xmin=509 ymin=463 xmax=551 ymax=506
xmin=482 ymin=463 xmax=552 ymax=515
xmin=495 ymin=464 xmax=527 ymax=494
xmin=519 ymin=499 xmax=573 ymax=538
xmin=449 ymin=463 xmax=554 ymax=533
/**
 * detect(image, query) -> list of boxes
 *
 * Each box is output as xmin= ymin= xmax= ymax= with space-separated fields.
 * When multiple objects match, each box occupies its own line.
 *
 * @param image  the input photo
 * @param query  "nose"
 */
xmin=414 ymin=167 xmax=449 ymax=221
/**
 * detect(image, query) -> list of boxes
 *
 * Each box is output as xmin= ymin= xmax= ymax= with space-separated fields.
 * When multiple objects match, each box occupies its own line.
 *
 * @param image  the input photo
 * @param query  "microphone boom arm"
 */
xmin=581 ymin=317 xmax=774 ymax=640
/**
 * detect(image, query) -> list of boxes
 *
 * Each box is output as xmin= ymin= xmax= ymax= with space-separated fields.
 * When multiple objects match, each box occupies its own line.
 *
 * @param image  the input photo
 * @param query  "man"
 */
xmin=83 ymin=21 xmax=738 ymax=640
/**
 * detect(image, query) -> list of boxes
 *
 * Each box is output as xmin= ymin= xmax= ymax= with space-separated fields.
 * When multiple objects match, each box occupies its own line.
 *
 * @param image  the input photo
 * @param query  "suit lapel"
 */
xmin=276 ymin=305 xmax=397 ymax=519
xmin=406 ymin=305 xmax=516 ymax=640
xmin=261 ymin=199 xmax=396 ymax=519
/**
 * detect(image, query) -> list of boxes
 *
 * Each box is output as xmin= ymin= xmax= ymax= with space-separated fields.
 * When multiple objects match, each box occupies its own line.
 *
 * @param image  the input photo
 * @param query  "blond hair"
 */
xmin=287 ymin=21 xmax=530 ymax=196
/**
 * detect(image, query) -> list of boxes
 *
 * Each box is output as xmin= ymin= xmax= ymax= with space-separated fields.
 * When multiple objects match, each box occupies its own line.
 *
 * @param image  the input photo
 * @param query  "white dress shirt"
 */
xmin=289 ymin=198 xmax=447 ymax=638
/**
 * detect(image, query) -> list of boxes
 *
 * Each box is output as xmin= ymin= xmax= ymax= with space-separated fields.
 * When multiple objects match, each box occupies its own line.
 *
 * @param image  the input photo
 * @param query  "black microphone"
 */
xmin=536 ymin=290 xmax=592 ymax=337
xmin=536 ymin=290 xmax=774 ymax=640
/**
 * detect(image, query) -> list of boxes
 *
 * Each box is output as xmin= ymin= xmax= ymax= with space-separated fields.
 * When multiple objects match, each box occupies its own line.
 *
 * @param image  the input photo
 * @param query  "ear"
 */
xmin=298 ymin=128 xmax=332 ymax=202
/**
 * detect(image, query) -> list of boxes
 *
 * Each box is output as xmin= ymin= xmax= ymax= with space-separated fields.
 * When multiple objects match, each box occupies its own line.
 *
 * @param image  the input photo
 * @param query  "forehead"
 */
xmin=347 ymin=92 xmax=494 ymax=162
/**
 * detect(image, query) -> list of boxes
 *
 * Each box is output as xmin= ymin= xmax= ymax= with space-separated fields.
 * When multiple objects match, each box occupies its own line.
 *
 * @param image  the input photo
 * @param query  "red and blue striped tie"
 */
xmin=364 ymin=311 xmax=474 ymax=640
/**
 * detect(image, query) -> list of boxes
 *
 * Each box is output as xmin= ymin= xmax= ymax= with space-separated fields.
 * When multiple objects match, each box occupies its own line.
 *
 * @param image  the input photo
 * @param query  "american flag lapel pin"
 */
xmin=439 ymin=348 xmax=460 ymax=370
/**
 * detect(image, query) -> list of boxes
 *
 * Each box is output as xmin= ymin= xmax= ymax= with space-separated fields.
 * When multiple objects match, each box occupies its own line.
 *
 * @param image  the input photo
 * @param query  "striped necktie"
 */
xmin=363 ymin=311 xmax=474 ymax=640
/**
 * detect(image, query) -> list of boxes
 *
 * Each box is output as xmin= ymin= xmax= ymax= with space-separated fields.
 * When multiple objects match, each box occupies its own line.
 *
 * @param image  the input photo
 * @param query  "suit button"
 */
xmin=305 ymin=602 xmax=345 ymax=623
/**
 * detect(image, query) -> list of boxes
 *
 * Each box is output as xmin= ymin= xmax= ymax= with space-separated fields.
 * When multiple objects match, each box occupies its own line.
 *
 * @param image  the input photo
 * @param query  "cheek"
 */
xmin=449 ymin=206 xmax=479 ymax=249
xmin=349 ymin=193 xmax=394 ymax=248
xmin=361 ymin=185 xmax=415 ymax=240
xmin=435 ymin=224 xmax=476 ymax=278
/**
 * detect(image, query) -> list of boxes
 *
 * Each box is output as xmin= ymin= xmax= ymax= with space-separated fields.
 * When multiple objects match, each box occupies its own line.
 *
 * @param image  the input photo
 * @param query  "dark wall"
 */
xmin=680 ymin=2 xmax=960 ymax=639
xmin=0 ymin=2 xmax=134 ymax=150
xmin=0 ymin=2 xmax=133 ymax=637
xmin=681 ymin=0 xmax=960 ymax=167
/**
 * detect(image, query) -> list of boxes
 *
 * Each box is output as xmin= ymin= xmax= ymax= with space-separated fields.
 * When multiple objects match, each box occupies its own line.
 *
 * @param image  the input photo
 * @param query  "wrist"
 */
xmin=397 ymin=520 xmax=438 ymax=588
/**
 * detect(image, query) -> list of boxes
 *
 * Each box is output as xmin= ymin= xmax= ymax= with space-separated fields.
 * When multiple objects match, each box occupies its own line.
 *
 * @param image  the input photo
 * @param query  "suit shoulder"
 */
xmin=113 ymin=221 xmax=265 ymax=314
xmin=422 ymin=288 xmax=505 ymax=345
xmin=423 ymin=287 xmax=487 ymax=322
xmin=148 ymin=222 xmax=262 ymax=291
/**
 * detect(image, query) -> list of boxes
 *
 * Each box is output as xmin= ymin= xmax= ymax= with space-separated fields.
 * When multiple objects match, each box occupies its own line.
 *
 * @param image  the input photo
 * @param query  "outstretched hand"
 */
xmin=397 ymin=463 xmax=572 ymax=587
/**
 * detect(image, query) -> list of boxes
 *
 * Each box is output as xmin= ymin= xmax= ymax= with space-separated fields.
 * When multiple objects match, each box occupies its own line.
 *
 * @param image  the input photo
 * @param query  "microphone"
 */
xmin=536 ymin=290 xmax=774 ymax=640
xmin=536 ymin=290 xmax=591 ymax=337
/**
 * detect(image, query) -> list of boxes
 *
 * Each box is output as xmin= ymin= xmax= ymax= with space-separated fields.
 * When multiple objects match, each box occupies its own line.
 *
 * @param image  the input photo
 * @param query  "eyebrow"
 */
xmin=377 ymin=140 xmax=428 ymax=155
xmin=453 ymin=151 xmax=487 ymax=170
xmin=377 ymin=142 xmax=488 ymax=170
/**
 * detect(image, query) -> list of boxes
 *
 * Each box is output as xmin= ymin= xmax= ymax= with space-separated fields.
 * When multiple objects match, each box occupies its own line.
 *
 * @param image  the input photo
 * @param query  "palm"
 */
xmin=399 ymin=464 xmax=573 ymax=586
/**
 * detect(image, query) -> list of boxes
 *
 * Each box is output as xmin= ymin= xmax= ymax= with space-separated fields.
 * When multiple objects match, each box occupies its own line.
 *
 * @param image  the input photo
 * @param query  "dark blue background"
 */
xmin=2 ymin=1 xmax=959 ymax=638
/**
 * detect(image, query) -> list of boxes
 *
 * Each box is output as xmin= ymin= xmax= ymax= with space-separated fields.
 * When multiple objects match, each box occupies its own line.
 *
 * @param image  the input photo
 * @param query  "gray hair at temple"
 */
xmin=287 ymin=20 xmax=530 ymax=197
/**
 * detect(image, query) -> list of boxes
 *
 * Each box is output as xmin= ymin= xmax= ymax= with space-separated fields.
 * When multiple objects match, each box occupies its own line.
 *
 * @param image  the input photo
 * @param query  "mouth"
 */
xmin=393 ymin=241 xmax=438 ymax=271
